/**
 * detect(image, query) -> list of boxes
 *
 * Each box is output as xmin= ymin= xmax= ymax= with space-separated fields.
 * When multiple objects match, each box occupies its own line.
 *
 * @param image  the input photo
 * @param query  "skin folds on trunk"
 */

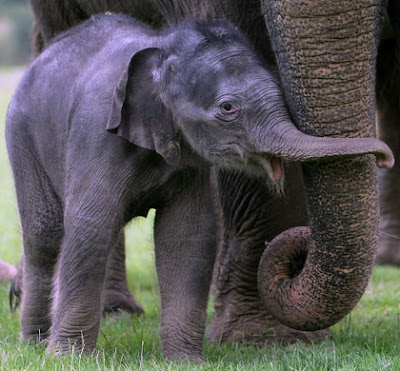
xmin=254 ymin=120 xmax=393 ymax=167
xmin=258 ymin=0 xmax=386 ymax=330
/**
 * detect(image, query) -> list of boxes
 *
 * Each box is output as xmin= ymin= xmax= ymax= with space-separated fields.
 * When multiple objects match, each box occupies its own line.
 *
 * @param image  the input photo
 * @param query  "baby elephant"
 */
xmin=6 ymin=13 xmax=392 ymax=361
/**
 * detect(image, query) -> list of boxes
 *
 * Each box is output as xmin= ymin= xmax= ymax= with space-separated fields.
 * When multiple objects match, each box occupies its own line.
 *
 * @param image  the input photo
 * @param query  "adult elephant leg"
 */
xmin=258 ymin=1 xmax=385 ymax=330
xmin=375 ymin=32 xmax=400 ymax=265
xmin=376 ymin=102 xmax=400 ymax=264
xmin=209 ymin=165 xmax=329 ymax=344
xmin=102 ymin=231 xmax=144 ymax=315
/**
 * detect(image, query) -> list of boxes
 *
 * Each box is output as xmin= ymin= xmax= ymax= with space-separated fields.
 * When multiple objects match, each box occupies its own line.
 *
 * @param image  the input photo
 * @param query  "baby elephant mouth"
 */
xmin=259 ymin=154 xmax=283 ymax=182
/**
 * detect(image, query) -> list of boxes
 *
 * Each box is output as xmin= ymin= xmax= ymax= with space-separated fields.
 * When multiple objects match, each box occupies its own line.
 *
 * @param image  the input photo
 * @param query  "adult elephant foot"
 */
xmin=208 ymin=286 xmax=329 ymax=346
xmin=102 ymin=231 xmax=144 ymax=316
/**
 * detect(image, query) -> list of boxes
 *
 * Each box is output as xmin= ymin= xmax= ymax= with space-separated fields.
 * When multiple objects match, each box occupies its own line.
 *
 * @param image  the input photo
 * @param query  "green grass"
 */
xmin=1 ymin=67 xmax=400 ymax=369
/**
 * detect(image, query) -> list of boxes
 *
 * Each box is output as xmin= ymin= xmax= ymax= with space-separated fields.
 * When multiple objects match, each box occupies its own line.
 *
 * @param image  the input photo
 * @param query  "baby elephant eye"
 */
xmin=222 ymin=103 xmax=233 ymax=112
xmin=221 ymin=102 xmax=238 ymax=113
xmin=217 ymin=101 xmax=241 ymax=122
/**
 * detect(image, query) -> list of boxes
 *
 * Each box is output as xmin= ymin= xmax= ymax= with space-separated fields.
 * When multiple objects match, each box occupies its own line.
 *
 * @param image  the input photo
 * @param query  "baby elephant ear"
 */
xmin=106 ymin=48 xmax=181 ymax=167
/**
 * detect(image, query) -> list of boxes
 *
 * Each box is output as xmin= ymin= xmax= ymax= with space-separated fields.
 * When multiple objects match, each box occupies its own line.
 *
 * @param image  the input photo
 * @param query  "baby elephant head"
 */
xmin=107 ymin=20 xmax=394 ymax=186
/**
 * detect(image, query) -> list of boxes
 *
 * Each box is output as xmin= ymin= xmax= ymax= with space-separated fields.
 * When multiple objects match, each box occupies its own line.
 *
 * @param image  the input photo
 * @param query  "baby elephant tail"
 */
xmin=9 ymin=278 xmax=21 ymax=313
xmin=0 ymin=260 xmax=19 ymax=312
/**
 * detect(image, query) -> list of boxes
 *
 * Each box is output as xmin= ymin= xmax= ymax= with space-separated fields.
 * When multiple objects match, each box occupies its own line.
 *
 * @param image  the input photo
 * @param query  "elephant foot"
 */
xmin=47 ymin=333 xmax=93 ymax=355
xmin=0 ymin=260 xmax=17 ymax=281
xmin=21 ymin=328 xmax=51 ymax=344
xmin=376 ymin=231 xmax=400 ymax=266
xmin=22 ymin=334 xmax=48 ymax=346
xmin=102 ymin=287 xmax=144 ymax=316
xmin=208 ymin=301 xmax=330 ymax=346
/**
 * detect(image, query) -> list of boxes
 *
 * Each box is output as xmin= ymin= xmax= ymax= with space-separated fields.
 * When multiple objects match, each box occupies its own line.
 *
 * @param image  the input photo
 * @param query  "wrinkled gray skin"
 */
xmin=210 ymin=0 xmax=400 ymax=342
xmin=257 ymin=0 xmax=386 ymax=331
xmin=8 ymin=232 xmax=143 ymax=315
xmin=6 ymin=14 xmax=391 ymax=360
xmin=17 ymin=0 xmax=399 ymax=348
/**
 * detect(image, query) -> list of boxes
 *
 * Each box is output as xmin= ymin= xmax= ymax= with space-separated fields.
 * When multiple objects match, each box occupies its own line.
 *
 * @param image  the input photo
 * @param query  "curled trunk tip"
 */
xmin=263 ymin=123 xmax=395 ymax=169
xmin=258 ymin=226 xmax=369 ymax=331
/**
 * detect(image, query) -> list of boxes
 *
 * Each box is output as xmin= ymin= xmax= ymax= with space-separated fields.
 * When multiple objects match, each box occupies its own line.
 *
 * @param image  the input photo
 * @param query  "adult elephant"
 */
xmin=26 ymin=0 xmax=393 ymax=343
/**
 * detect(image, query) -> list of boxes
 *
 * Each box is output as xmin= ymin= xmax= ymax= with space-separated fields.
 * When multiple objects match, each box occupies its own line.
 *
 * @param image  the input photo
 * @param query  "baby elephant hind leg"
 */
xmin=102 ymin=230 xmax=144 ymax=316
xmin=13 ymin=165 xmax=63 ymax=343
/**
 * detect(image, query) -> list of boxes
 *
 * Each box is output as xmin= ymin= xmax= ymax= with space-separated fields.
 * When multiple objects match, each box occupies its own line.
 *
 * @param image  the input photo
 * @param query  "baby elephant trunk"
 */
xmin=256 ymin=120 xmax=394 ymax=168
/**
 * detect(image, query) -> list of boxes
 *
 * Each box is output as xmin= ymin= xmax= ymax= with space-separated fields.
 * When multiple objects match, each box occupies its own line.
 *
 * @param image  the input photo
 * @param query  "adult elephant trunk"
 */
xmin=253 ymin=119 xmax=392 ymax=166
xmin=257 ymin=1 xmax=387 ymax=330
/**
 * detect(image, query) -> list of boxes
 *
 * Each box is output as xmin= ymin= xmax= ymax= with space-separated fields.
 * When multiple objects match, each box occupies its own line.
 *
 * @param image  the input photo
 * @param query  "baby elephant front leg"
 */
xmin=154 ymin=169 xmax=217 ymax=361
xmin=48 ymin=209 xmax=119 ymax=353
